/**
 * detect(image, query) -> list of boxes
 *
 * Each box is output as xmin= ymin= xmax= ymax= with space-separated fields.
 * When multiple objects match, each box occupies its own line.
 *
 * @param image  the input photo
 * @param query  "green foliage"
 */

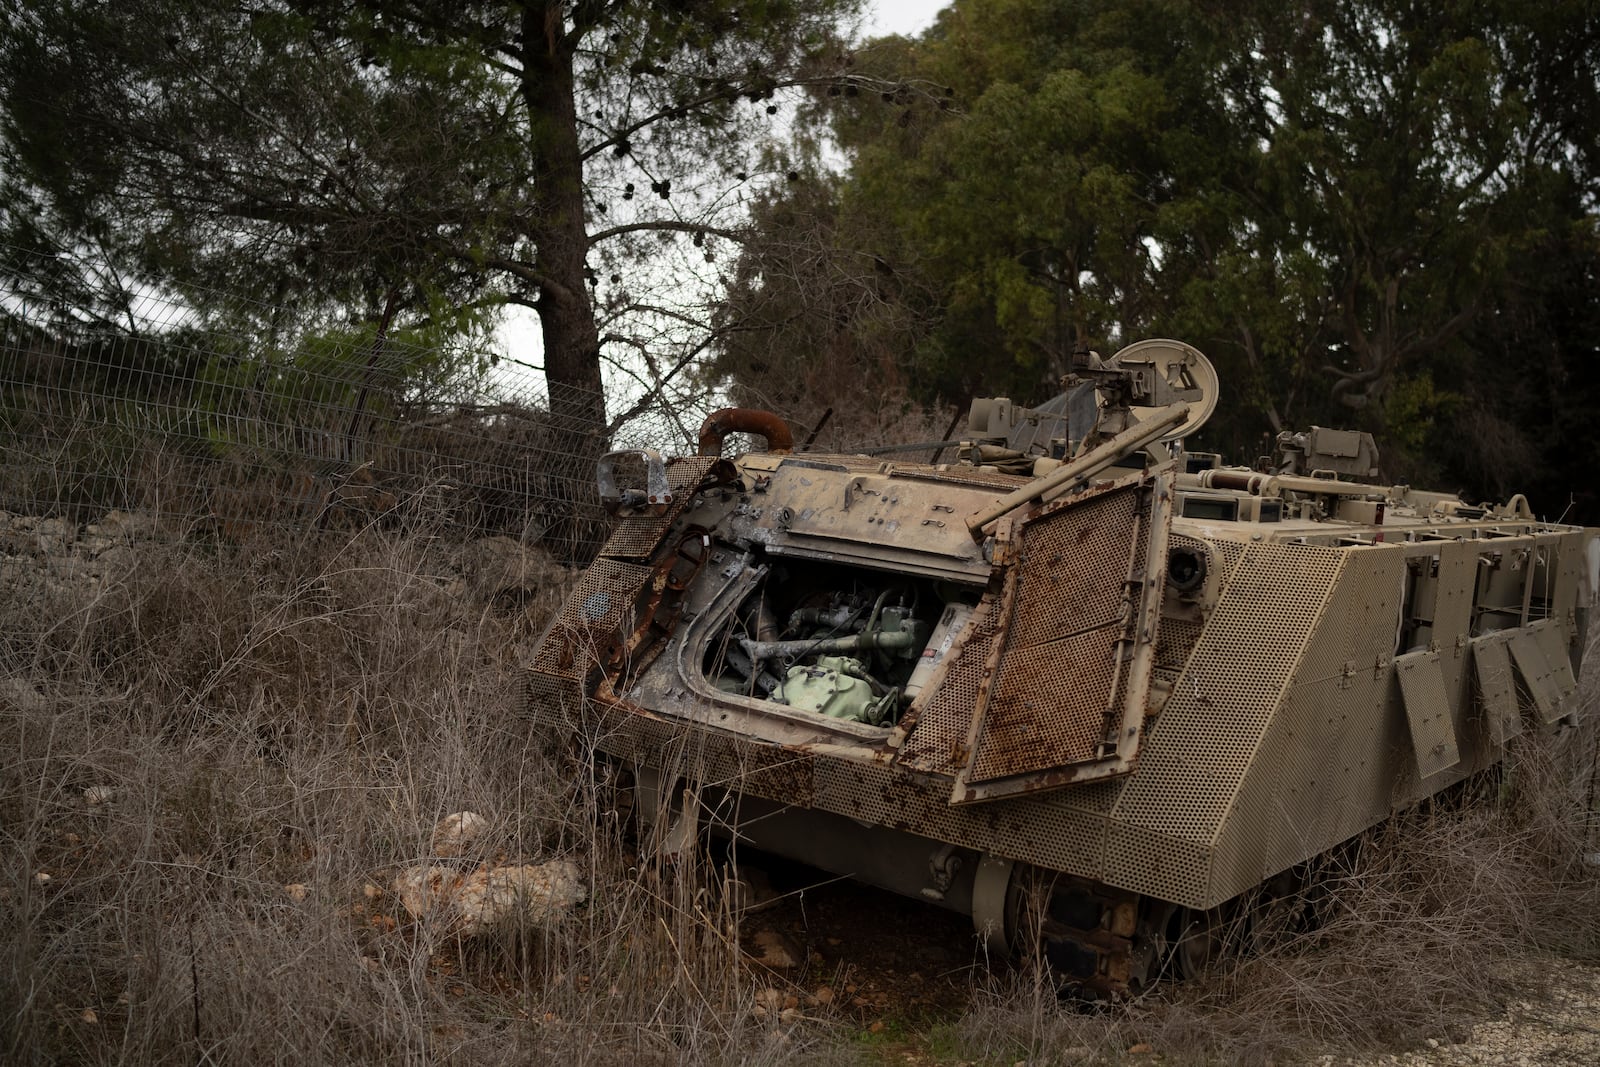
xmin=191 ymin=333 xmax=432 ymax=451
xmin=722 ymin=0 xmax=1599 ymax=510
xmin=1383 ymin=372 xmax=1460 ymax=472
xmin=0 ymin=0 xmax=864 ymax=430
xmin=826 ymin=0 xmax=1224 ymax=401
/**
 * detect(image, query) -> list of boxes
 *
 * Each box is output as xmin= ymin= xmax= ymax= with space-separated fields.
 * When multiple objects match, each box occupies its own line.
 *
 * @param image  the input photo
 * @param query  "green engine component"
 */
xmin=877 ymin=607 xmax=931 ymax=658
xmin=775 ymin=656 xmax=899 ymax=724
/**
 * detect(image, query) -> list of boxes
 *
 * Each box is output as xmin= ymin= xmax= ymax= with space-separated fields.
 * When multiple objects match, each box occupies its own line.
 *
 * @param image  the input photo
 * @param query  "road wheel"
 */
xmin=1169 ymin=905 xmax=1226 ymax=979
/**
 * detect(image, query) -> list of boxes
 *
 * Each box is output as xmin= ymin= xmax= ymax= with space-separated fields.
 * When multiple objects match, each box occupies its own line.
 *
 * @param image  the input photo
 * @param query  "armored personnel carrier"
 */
xmin=528 ymin=340 xmax=1595 ymax=993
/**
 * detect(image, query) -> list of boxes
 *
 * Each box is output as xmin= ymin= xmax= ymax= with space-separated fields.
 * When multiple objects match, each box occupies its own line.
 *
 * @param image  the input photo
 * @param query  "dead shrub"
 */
xmin=0 ymin=522 xmax=844 ymax=1066
xmin=3 ymin=511 xmax=1595 ymax=1066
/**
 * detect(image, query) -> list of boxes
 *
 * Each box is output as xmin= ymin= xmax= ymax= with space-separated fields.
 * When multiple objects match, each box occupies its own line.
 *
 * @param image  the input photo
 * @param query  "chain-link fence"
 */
xmin=1 ymin=244 xmax=609 ymax=560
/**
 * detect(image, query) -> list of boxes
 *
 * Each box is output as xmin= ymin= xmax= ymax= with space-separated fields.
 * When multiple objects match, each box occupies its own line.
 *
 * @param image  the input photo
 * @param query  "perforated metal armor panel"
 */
xmin=1509 ymin=627 xmax=1566 ymax=723
xmin=1396 ymin=648 xmax=1461 ymax=779
xmin=1551 ymin=532 xmax=1586 ymax=626
xmin=1432 ymin=541 xmax=1483 ymax=769
xmin=1533 ymin=618 xmax=1579 ymax=714
xmin=969 ymin=625 xmax=1123 ymax=778
xmin=895 ymin=592 xmax=1005 ymax=775
xmin=530 ymin=558 xmax=654 ymax=683
xmin=1473 ymin=634 xmax=1521 ymax=746
xmin=599 ymin=457 xmax=724 ymax=560
xmin=1109 ymin=543 xmax=1345 ymax=843
xmin=965 ymin=483 xmax=1150 ymax=783
xmin=1233 ymin=546 xmax=1405 ymax=898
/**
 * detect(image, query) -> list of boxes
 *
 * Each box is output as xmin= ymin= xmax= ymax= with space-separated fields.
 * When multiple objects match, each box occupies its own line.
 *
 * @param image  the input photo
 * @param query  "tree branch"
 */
xmin=588 ymin=219 xmax=746 ymax=246
xmin=478 ymin=49 xmax=523 ymax=78
xmin=567 ymin=0 xmax=626 ymax=46
xmin=608 ymin=301 xmax=715 ymax=331
xmin=580 ymin=83 xmax=743 ymax=162
xmin=603 ymin=331 xmax=715 ymax=436
xmin=474 ymin=254 xmax=556 ymax=295
xmin=580 ymin=73 xmax=941 ymax=162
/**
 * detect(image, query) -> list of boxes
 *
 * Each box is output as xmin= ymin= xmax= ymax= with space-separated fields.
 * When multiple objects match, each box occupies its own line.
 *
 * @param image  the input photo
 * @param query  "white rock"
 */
xmin=90 ymin=544 xmax=137 ymax=575
xmin=451 ymin=861 xmax=587 ymax=934
xmin=726 ymin=866 xmax=779 ymax=915
xmin=83 ymin=784 xmax=116 ymax=806
xmin=1 ymin=678 xmax=48 ymax=714
xmin=32 ymin=517 xmax=75 ymax=555
xmin=86 ymin=510 xmax=161 ymax=542
xmin=392 ymin=858 xmax=586 ymax=935
xmin=393 ymin=864 xmax=459 ymax=920
xmin=750 ymin=928 xmax=798 ymax=969
xmin=431 ymin=811 xmax=489 ymax=857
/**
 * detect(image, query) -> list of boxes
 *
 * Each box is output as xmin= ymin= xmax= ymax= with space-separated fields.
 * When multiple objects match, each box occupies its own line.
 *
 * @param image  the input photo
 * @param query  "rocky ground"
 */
xmin=1359 ymin=958 xmax=1600 ymax=1067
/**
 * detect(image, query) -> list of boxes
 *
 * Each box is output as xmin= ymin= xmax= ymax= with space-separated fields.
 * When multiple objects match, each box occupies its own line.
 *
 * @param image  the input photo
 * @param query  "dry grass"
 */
xmin=0 ymin=524 xmax=854 ymax=1065
xmin=3 ymin=516 xmax=1596 ymax=1066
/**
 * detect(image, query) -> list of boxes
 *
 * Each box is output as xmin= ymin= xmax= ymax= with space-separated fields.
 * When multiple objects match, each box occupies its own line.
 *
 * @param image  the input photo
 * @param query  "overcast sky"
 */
xmin=495 ymin=1 xmax=954 ymax=398
xmin=865 ymin=0 xmax=947 ymax=38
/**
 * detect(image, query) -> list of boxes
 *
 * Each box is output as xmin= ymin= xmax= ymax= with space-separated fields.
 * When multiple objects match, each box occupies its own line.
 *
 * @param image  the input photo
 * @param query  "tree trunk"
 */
xmin=522 ymin=3 xmax=606 ymax=436
xmin=520 ymin=4 xmax=609 ymax=558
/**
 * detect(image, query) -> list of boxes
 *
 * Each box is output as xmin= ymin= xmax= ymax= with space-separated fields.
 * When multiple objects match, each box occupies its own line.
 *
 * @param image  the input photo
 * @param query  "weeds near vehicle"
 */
xmin=0 ymin=523 xmax=851 ymax=1065
xmin=2 ymin=515 xmax=1595 ymax=1065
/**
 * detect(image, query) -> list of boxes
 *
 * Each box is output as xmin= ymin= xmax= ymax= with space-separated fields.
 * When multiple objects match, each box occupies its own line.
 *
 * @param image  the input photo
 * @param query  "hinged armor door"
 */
xmin=950 ymin=471 xmax=1172 ymax=804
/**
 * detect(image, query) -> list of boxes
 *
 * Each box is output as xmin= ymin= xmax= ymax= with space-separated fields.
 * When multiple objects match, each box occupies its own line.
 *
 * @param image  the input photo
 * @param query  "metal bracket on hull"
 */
xmin=1395 ymin=648 xmax=1461 ymax=779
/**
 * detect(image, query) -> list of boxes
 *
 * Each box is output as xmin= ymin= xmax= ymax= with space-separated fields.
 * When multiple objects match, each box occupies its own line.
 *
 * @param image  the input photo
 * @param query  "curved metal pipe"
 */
xmin=739 ymin=629 xmax=921 ymax=663
xmin=697 ymin=408 xmax=794 ymax=457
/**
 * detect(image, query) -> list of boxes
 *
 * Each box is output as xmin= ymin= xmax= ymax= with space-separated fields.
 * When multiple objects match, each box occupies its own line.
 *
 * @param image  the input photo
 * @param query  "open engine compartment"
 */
xmin=697 ymin=558 xmax=980 ymax=728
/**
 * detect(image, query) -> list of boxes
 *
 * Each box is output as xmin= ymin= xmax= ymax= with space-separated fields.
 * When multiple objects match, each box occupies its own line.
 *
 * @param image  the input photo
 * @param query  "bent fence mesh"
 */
xmin=1 ymin=246 xmax=610 ymax=562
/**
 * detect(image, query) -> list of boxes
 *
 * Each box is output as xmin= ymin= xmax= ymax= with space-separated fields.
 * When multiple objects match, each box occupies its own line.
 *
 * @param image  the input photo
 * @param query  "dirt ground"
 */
xmin=735 ymin=852 xmax=984 ymax=1018
xmin=733 ymin=855 xmax=1600 ymax=1065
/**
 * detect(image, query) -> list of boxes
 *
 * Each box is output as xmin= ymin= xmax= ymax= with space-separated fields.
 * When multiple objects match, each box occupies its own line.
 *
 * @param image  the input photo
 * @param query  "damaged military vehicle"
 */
xmin=528 ymin=339 xmax=1596 ymax=993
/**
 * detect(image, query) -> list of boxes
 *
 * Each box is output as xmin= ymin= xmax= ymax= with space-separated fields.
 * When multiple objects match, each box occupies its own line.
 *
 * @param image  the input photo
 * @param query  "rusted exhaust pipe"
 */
xmin=697 ymin=408 xmax=794 ymax=457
